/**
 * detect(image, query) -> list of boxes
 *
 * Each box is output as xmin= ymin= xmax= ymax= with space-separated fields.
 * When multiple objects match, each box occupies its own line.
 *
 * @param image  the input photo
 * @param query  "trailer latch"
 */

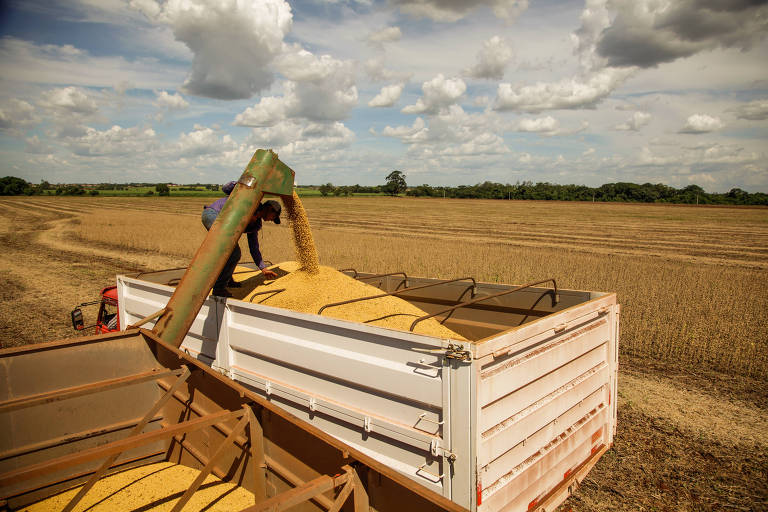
xmin=445 ymin=343 xmax=471 ymax=361
xmin=429 ymin=439 xmax=457 ymax=462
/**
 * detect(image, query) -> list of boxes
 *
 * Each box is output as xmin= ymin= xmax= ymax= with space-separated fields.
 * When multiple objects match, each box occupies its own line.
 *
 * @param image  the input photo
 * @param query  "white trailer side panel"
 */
xmin=117 ymin=276 xmax=221 ymax=364
xmin=473 ymin=295 xmax=618 ymax=511
xmin=221 ymin=300 xmax=453 ymax=498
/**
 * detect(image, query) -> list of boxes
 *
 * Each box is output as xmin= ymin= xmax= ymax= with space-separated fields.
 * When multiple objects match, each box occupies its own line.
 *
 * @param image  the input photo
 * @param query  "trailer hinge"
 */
xmin=444 ymin=343 xmax=471 ymax=361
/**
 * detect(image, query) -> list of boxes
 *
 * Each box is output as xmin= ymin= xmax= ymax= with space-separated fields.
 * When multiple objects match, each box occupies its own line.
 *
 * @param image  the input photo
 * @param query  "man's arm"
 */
xmin=246 ymin=231 xmax=266 ymax=270
xmin=246 ymin=231 xmax=278 ymax=278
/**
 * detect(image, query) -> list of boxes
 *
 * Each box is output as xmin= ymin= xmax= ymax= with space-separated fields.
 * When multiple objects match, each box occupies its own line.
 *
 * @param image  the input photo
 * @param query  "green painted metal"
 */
xmin=152 ymin=149 xmax=295 ymax=348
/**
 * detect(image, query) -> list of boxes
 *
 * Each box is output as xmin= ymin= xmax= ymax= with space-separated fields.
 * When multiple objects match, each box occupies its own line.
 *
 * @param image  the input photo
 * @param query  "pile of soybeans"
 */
xmin=226 ymin=192 xmax=465 ymax=340
xmin=240 ymin=261 xmax=466 ymax=340
xmin=23 ymin=462 xmax=254 ymax=511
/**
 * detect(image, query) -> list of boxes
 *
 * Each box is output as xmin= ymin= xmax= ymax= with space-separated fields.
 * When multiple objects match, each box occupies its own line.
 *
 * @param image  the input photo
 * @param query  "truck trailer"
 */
xmin=1 ymin=150 xmax=619 ymax=511
xmin=114 ymin=262 xmax=620 ymax=511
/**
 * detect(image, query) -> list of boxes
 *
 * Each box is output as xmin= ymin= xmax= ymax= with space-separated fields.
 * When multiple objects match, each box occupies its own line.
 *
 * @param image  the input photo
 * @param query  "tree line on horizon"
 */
xmin=0 ymin=177 xmax=219 ymax=197
xmin=2 ymin=175 xmax=766 ymax=205
xmin=319 ymin=178 xmax=767 ymax=205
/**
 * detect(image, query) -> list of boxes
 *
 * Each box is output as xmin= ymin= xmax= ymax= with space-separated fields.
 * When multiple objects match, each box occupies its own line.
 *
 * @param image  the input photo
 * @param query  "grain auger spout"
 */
xmin=151 ymin=149 xmax=295 ymax=348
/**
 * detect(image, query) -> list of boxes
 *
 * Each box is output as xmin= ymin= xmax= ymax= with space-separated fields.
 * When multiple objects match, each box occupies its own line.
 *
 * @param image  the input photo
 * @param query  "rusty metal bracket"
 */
xmin=444 ymin=343 xmax=471 ymax=361
xmin=170 ymin=406 xmax=252 ymax=512
xmin=240 ymin=464 xmax=368 ymax=512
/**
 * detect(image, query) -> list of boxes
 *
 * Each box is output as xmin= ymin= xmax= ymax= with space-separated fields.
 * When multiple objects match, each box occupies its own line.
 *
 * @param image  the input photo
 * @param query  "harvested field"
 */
xmin=7 ymin=195 xmax=762 ymax=378
xmin=0 ymin=195 xmax=766 ymax=511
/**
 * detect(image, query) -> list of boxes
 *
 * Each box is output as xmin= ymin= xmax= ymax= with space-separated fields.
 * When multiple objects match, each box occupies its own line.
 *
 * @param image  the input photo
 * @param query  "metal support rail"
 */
xmin=356 ymin=271 xmax=409 ymax=290
xmin=61 ymin=367 xmax=192 ymax=512
xmin=128 ymin=308 xmax=167 ymax=329
xmin=339 ymin=268 xmax=409 ymax=284
xmin=156 ymin=380 xmax=330 ymax=509
xmin=240 ymin=464 xmax=368 ymax=512
xmin=0 ymin=409 xmax=242 ymax=488
xmin=317 ymin=277 xmax=477 ymax=315
xmin=249 ymin=289 xmax=286 ymax=302
xmin=409 ymin=278 xmax=558 ymax=332
xmin=338 ymin=269 xmax=409 ymax=288
xmin=0 ymin=415 xmax=164 ymax=462
xmin=0 ymin=367 xmax=184 ymax=414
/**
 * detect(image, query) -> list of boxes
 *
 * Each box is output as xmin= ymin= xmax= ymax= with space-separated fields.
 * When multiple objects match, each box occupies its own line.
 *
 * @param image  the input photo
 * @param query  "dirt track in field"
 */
xmin=0 ymin=197 xmax=765 ymax=511
xmin=0 ymin=200 xmax=187 ymax=347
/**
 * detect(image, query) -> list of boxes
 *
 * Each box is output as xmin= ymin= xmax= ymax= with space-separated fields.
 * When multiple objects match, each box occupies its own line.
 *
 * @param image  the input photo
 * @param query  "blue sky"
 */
xmin=0 ymin=0 xmax=766 ymax=191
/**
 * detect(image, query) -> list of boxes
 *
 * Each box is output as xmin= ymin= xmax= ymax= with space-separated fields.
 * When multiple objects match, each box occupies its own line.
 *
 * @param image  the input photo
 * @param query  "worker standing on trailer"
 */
xmin=202 ymin=181 xmax=280 ymax=297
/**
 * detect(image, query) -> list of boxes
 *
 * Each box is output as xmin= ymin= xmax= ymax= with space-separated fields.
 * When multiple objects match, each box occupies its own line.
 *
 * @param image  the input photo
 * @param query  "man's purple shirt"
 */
xmin=205 ymin=181 xmax=268 ymax=270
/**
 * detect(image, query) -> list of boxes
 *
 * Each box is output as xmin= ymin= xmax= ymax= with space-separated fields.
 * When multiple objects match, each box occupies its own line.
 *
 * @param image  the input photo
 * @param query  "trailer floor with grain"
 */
xmin=22 ymin=462 xmax=254 ymax=512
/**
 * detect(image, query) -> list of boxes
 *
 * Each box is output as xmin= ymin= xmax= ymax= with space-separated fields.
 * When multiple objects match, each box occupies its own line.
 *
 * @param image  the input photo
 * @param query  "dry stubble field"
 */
xmin=0 ymin=195 xmax=766 ymax=511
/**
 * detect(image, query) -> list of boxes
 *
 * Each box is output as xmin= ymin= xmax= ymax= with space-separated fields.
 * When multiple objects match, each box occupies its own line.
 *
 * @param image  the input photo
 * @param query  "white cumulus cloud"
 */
xmin=131 ymin=0 xmax=293 ymax=100
xmin=248 ymin=120 xmax=355 ymax=157
xmin=177 ymin=125 xmax=236 ymax=156
xmin=729 ymin=99 xmax=768 ymax=121
xmin=402 ymin=74 xmax=466 ymax=114
xmin=679 ymin=114 xmax=724 ymax=134
xmin=381 ymin=105 xmax=508 ymax=157
xmin=154 ymin=90 xmax=189 ymax=110
xmin=368 ymin=83 xmax=405 ymax=108
xmin=67 ymin=125 xmax=158 ymax=156
xmin=276 ymin=46 xmax=345 ymax=82
xmin=235 ymin=51 xmax=357 ymax=126
xmin=464 ymin=36 xmax=514 ymax=80
xmin=39 ymin=86 xmax=99 ymax=115
xmin=381 ymin=117 xmax=429 ymax=143
xmin=234 ymin=95 xmax=290 ymax=127
xmin=615 ymin=111 xmax=651 ymax=131
xmin=516 ymin=116 xmax=560 ymax=134
xmin=494 ymin=67 xmax=634 ymax=112
xmin=0 ymin=99 xmax=39 ymax=135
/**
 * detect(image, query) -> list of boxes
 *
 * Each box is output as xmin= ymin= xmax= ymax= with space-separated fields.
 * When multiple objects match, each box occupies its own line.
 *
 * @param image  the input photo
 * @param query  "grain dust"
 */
xmin=22 ymin=461 xmax=254 ymax=511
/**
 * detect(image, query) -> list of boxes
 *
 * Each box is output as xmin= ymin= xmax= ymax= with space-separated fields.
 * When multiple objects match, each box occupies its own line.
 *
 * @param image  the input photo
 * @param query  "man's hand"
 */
xmin=261 ymin=269 xmax=278 ymax=279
